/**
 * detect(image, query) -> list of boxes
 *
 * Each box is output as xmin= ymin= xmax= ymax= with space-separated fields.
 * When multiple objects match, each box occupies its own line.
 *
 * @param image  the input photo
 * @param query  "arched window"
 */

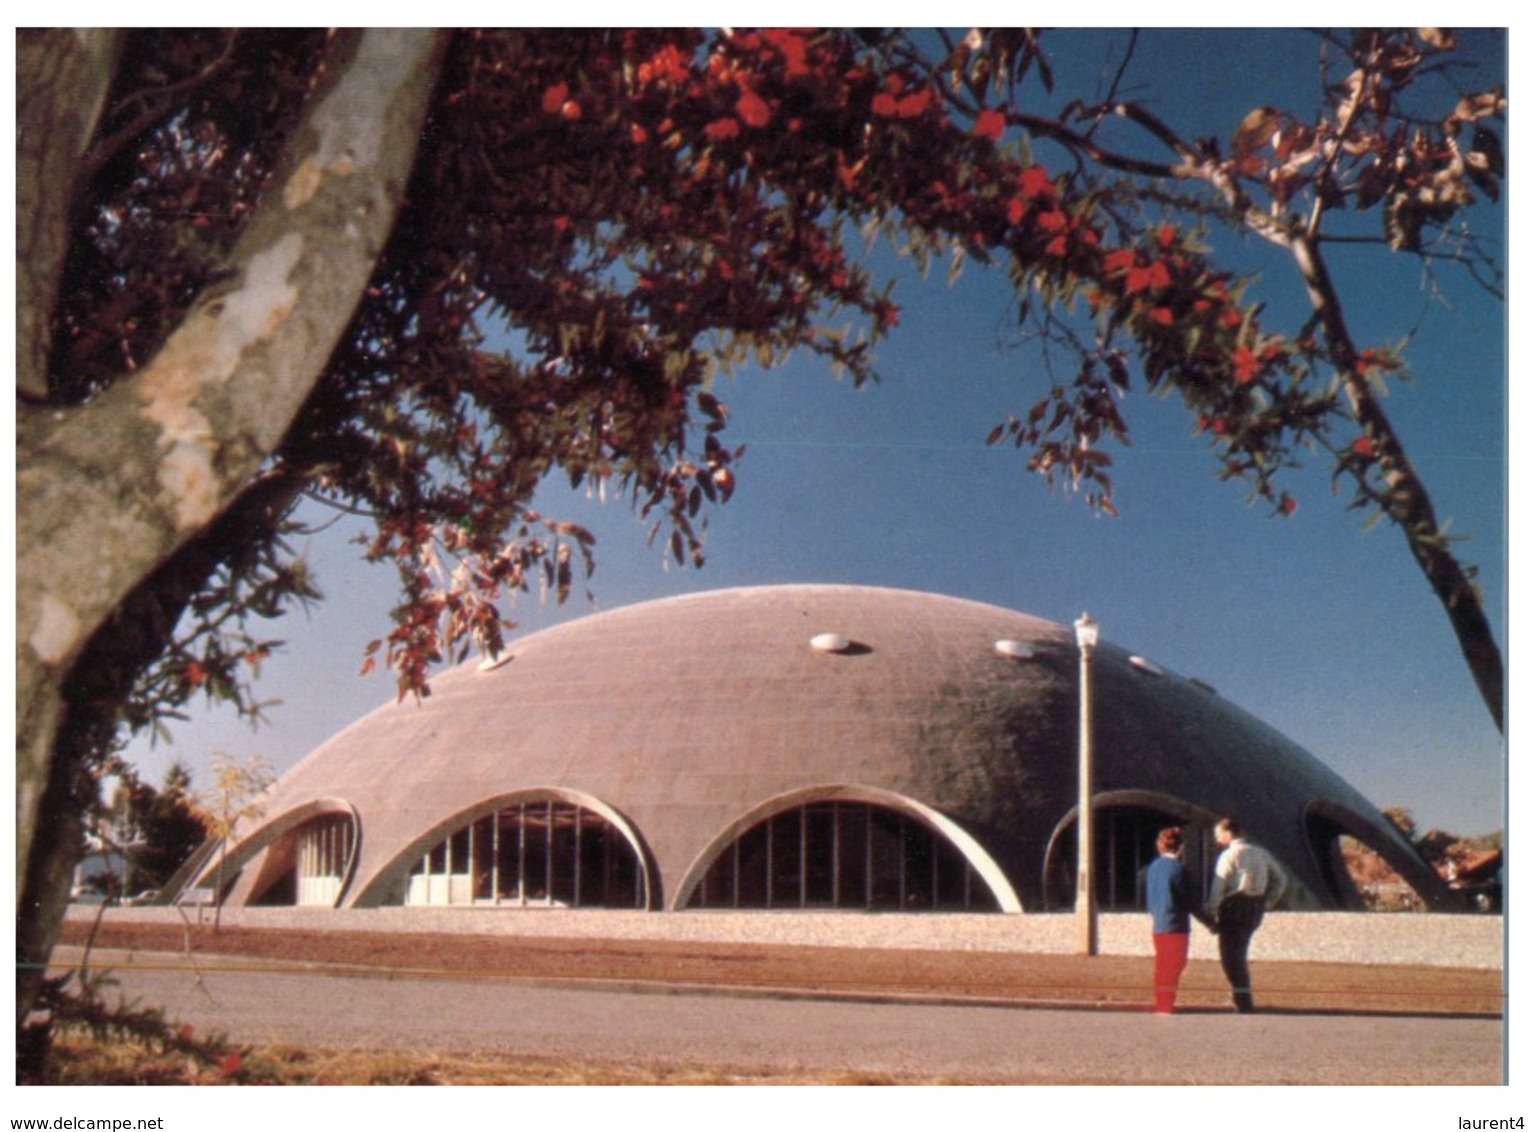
xmin=296 ymin=813 xmax=356 ymax=906
xmin=247 ymin=810 xmax=359 ymax=907
xmin=1042 ymin=798 xmax=1213 ymax=911
xmin=685 ymin=799 xmax=1002 ymax=912
xmin=404 ymin=799 xmax=646 ymax=908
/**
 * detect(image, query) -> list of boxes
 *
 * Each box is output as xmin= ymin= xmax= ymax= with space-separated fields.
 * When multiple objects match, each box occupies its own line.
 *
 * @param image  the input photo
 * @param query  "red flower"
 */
xmin=1126 ymin=260 xmax=1172 ymax=295
xmin=1158 ymin=223 xmax=1179 ymax=248
xmin=1006 ymin=197 xmax=1027 ymax=226
xmin=1104 ymin=247 xmax=1138 ymax=274
xmin=736 ymin=89 xmax=772 ymax=127
xmin=706 ymin=53 xmax=739 ymax=87
xmin=638 ymin=45 xmax=691 ymax=86
xmin=1351 ymin=435 xmax=1376 ymax=457
xmin=896 ymin=89 xmax=934 ymax=118
xmin=1037 ymin=210 xmax=1067 ymax=233
xmin=541 ymin=83 xmax=570 ymax=114
xmin=1045 ymin=235 xmax=1069 ymax=257
xmin=220 ymin=1051 xmax=243 ymax=1076
xmin=763 ymin=29 xmax=811 ymax=78
xmin=1019 ymin=165 xmax=1055 ymax=200
xmin=705 ymin=118 xmax=741 ymax=141
xmin=974 ymin=108 xmax=1007 ymax=141
xmin=1233 ymin=346 xmax=1259 ymax=384
xmin=1149 ymin=306 xmax=1175 ymax=326
xmin=1280 ymin=495 xmax=1299 ymax=516
xmin=872 ymin=92 xmax=900 ymax=117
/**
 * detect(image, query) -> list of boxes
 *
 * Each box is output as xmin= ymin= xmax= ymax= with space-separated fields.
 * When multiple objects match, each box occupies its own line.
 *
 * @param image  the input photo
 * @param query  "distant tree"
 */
xmin=16 ymin=28 xmax=1503 ymax=1034
xmin=1381 ymin=805 xmax=1418 ymax=842
xmin=110 ymin=763 xmax=211 ymax=894
xmin=1415 ymin=827 xmax=1461 ymax=867
xmin=199 ymin=753 xmax=274 ymax=930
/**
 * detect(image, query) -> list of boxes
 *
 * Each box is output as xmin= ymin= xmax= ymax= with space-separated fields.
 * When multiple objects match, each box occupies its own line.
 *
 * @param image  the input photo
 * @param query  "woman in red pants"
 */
xmin=1144 ymin=826 xmax=1209 ymax=1014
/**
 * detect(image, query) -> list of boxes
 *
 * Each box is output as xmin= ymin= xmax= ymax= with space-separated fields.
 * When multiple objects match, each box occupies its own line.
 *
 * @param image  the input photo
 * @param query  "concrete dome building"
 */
xmin=174 ymin=585 xmax=1452 ymax=913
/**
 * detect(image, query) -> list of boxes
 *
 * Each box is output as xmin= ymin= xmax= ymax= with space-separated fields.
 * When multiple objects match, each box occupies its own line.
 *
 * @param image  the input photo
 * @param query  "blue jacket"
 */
xmin=1146 ymin=854 xmax=1199 ymax=934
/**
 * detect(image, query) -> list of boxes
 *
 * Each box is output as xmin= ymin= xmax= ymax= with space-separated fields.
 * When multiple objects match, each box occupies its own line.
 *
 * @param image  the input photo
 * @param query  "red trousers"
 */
xmin=1152 ymin=931 xmax=1191 ymax=1014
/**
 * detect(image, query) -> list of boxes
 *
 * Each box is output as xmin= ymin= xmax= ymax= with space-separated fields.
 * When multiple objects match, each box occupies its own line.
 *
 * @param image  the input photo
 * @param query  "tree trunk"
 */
xmin=15 ymin=29 xmax=447 ymax=1031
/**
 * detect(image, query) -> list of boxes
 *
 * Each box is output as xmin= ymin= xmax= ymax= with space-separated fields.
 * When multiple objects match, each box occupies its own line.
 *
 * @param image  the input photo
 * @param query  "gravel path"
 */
xmin=77 ymin=906 xmax=1504 ymax=968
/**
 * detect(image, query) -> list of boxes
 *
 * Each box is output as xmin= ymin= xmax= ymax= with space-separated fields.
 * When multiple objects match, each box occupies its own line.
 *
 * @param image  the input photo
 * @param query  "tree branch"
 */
xmin=1290 ymin=233 xmax=1504 ymax=730
xmin=16 ymin=30 xmax=123 ymax=403
xmin=1008 ymin=53 xmax=1504 ymax=731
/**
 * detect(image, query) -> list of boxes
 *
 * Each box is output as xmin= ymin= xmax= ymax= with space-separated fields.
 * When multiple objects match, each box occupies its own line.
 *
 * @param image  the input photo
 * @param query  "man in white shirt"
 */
xmin=1206 ymin=816 xmax=1288 ymax=1013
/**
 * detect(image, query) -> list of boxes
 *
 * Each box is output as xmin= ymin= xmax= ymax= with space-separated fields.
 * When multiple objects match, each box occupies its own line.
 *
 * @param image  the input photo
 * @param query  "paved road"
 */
xmin=84 ymin=959 xmax=1502 ymax=1085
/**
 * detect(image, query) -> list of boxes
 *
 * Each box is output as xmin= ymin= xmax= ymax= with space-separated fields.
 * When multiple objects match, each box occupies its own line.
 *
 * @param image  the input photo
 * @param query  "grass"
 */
xmin=40 ymin=1035 xmax=942 ymax=1086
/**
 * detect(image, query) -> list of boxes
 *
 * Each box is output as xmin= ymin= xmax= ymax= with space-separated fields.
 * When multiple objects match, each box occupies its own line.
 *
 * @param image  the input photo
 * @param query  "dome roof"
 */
xmin=191 ymin=585 xmax=1450 ymax=912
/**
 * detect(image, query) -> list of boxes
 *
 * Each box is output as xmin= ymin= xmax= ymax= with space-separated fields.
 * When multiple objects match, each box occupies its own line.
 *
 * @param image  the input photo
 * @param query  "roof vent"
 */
xmin=810 ymin=632 xmax=852 ymax=654
xmin=477 ymin=653 xmax=513 ymax=673
xmin=1188 ymin=676 xmax=1218 ymax=694
xmin=1128 ymin=655 xmax=1165 ymax=677
xmin=994 ymin=639 xmax=1035 ymax=660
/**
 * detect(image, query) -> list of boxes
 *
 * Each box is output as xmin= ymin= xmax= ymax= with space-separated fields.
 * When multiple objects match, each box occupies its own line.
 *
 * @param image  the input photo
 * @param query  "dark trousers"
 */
xmin=1216 ymin=894 xmax=1266 ymax=1012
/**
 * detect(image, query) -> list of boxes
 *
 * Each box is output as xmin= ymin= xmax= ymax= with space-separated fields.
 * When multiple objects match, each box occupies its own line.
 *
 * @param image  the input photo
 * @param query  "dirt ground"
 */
xmin=56 ymin=920 xmax=1502 ymax=1017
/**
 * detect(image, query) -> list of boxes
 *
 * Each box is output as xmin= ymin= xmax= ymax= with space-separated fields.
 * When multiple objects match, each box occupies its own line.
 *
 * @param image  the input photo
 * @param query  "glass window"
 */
xmin=403 ymin=799 xmax=645 ymax=908
xmin=689 ymin=800 xmax=1000 ymax=912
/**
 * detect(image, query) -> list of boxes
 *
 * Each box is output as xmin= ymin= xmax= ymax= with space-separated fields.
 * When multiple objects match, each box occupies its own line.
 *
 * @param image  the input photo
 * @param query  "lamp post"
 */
xmin=1074 ymin=611 xmax=1099 ymax=956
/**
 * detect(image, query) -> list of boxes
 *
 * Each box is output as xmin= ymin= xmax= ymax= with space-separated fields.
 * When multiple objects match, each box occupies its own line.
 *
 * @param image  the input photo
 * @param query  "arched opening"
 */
xmin=680 ymin=789 xmax=1018 ymax=913
xmin=1334 ymin=835 xmax=1427 ymax=911
xmin=399 ymin=797 xmax=648 ymax=909
xmin=1042 ymin=795 xmax=1216 ymax=911
xmin=1302 ymin=803 xmax=1448 ymax=911
xmin=175 ymin=799 xmax=360 ymax=909
xmin=249 ymin=812 xmax=359 ymax=907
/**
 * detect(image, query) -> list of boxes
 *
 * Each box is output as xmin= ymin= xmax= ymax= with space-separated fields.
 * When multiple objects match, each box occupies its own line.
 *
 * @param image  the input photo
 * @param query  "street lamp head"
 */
xmin=1074 ymin=612 xmax=1099 ymax=650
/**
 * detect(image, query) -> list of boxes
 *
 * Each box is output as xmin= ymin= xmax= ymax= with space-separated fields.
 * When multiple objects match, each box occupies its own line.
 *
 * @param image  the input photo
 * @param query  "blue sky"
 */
xmin=123 ymin=28 xmax=1508 ymax=838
